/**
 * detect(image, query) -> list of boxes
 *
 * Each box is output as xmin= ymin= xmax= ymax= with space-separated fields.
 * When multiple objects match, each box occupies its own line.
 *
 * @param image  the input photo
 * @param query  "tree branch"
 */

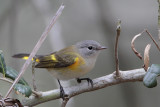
xmin=22 ymin=68 xmax=146 ymax=106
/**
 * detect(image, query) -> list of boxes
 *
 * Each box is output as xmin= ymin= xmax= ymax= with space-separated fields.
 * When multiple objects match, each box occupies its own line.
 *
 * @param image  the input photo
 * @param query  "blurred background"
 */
xmin=0 ymin=0 xmax=160 ymax=107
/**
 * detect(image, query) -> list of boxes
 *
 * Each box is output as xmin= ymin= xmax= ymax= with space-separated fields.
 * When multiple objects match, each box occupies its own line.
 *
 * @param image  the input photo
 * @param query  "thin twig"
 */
xmin=22 ymin=68 xmax=146 ymax=106
xmin=145 ymin=30 xmax=160 ymax=52
xmin=0 ymin=78 xmax=13 ymax=84
xmin=115 ymin=20 xmax=121 ymax=77
xmin=157 ymin=0 xmax=160 ymax=41
xmin=32 ymin=58 xmax=37 ymax=91
xmin=5 ymin=4 xmax=65 ymax=98
xmin=61 ymin=98 xmax=70 ymax=107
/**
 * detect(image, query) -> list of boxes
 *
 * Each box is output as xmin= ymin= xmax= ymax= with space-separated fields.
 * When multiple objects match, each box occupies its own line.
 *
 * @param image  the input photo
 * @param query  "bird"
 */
xmin=12 ymin=40 xmax=107 ymax=100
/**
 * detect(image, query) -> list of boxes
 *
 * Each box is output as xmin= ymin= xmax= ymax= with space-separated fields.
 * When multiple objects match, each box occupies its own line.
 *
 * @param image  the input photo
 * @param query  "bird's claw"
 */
xmin=77 ymin=78 xmax=93 ymax=88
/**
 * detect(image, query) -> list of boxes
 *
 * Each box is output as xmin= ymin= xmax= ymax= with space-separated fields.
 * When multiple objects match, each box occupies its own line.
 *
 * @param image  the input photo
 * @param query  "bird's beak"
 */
xmin=97 ymin=46 xmax=107 ymax=50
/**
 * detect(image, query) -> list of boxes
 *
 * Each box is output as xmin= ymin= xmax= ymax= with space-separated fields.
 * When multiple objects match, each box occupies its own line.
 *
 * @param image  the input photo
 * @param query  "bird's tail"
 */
xmin=12 ymin=53 xmax=40 ymax=62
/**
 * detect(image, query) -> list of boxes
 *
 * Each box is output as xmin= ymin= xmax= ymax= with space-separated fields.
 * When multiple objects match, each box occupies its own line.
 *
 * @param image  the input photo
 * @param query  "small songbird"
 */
xmin=13 ymin=40 xmax=106 ymax=100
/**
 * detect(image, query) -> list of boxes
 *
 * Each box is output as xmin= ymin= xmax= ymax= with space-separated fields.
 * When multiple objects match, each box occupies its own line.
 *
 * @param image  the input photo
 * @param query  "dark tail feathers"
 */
xmin=12 ymin=53 xmax=30 ymax=58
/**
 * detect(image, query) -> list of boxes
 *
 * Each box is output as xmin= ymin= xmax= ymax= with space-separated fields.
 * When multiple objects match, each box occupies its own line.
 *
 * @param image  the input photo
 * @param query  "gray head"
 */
xmin=75 ymin=40 xmax=106 ymax=59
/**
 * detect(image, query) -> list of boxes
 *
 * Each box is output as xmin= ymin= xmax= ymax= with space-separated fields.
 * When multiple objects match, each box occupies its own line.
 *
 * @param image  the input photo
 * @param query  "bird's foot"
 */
xmin=77 ymin=78 xmax=93 ymax=88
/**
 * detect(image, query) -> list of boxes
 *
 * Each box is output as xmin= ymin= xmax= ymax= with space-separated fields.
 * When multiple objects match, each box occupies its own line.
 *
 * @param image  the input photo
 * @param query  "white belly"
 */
xmin=47 ymin=58 xmax=96 ymax=80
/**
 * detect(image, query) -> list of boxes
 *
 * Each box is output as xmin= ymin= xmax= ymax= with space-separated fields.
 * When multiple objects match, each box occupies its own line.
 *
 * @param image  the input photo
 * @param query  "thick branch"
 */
xmin=22 ymin=68 xmax=146 ymax=106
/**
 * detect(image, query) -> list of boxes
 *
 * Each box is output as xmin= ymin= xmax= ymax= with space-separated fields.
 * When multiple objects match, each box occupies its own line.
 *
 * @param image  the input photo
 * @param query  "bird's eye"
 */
xmin=88 ymin=46 xmax=93 ymax=50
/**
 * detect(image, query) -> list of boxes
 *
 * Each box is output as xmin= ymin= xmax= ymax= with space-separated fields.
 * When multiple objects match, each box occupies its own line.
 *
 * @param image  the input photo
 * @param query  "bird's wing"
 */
xmin=35 ymin=52 xmax=78 ymax=68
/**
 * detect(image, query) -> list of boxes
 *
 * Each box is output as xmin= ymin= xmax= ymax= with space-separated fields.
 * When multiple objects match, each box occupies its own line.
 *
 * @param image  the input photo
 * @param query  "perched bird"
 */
xmin=13 ymin=40 xmax=106 ymax=100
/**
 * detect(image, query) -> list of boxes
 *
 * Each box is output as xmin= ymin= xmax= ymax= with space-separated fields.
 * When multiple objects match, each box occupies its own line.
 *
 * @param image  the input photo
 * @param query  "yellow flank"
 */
xmin=22 ymin=56 xmax=40 ymax=62
xmin=50 ymin=54 xmax=56 ymax=61
xmin=68 ymin=57 xmax=84 ymax=70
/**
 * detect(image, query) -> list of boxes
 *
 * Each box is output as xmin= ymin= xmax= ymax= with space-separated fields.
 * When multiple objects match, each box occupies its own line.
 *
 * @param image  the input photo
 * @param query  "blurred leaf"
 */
xmin=14 ymin=84 xmax=32 ymax=97
xmin=0 ymin=50 xmax=7 ymax=77
xmin=143 ymin=64 xmax=160 ymax=88
xmin=7 ymin=67 xmax=32 ymax=97
xmin=0 ymin=50 xmax=32 ymax=97
xmin=0 ymin=50 xmax=28 ymax=85
xmin=6 ymin=66 xmax=28 ymax=85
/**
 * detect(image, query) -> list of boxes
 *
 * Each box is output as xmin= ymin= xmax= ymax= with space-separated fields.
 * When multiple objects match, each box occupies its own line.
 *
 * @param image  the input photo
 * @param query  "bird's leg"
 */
xmin=57 ymin=79 xmax=65 ymax=100
xmin=76 ymin=78 xmax=93 ymax=88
